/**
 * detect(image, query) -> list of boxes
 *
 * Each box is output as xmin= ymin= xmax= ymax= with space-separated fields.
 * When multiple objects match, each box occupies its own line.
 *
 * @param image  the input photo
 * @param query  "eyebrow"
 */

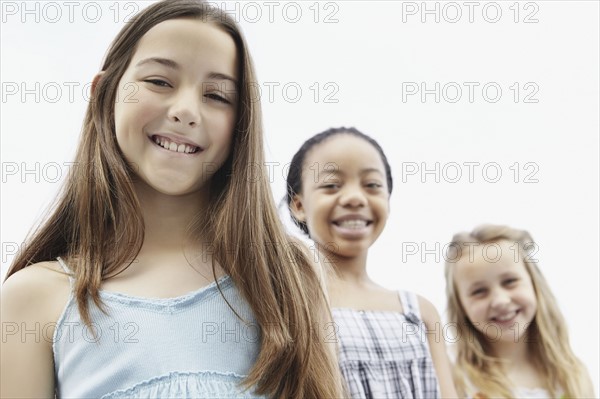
xmin=465 ymin=272 xmax=518 ymax=290
xmin=316 ymin=168 xmax=383 ymax=177
xmin=208 ymin=72 xmax=238 ymax=86
xmin=317 ymin=170 xmax=341 ymax=180
xmin=136 ymin=57 xmax=179 ymax=70
xmin=467 ymin=281 xmax=484 ymax=289
xmin=360 ymin=168 xmax=384 ymax=176
xmin=136 ymin=57 xmax=238 ymax=85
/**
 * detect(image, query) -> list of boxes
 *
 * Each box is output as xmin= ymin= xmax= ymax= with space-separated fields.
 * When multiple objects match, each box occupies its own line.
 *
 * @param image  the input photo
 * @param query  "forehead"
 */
xmin=303 ymin=134 xmax=386 ymax=176
xmin=132 ymin=18 xmax=238 ymax=74
xmin=454 ymin=240 xmax=530 ymax=282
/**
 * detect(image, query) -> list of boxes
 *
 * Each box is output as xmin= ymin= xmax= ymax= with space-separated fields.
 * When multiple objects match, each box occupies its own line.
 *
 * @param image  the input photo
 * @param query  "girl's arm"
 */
xmin=1 ymin=262 xmax=70 ymax=398
xmin=418 ymin=295 xmax=459 ymax=399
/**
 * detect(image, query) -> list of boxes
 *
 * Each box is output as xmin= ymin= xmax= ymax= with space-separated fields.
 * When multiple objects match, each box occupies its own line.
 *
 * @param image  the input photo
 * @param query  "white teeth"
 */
xmin=495 ymin=311 xmax=517 ymax=321
xmin=153 ymin=136 xmax=198 ymax=154
xmin=337 ymin=220 xmax=368 ymax=229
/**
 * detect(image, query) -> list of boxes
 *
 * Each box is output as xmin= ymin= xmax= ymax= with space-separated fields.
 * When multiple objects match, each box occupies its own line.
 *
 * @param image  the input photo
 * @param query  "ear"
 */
xmin=290 ymin=194 xmax=306 ymax=223
xmin=91 ymin=72 xmax=105 ymax=97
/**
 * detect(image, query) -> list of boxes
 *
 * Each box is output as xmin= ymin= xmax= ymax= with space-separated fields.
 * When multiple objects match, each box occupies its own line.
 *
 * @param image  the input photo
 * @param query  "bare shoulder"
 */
xmin=1 ymin=261 xmax=71 ymax=324
xmin=416 ymin=295 xmax=460 ymax=398
xmin=1 ymin=261 xmax=68 ymax=398
xmin=416 ymin=294 xmax=442 ymax=326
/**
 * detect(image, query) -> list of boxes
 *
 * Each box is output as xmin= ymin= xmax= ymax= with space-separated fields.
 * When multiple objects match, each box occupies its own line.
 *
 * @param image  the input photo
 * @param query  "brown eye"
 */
xmin=144 ymin=79 xmax=171 ymax=88
xmin=320 ymin=184 xmax=340 ymax=190
xmin=504 ymin=278 xmax=518 ymax=287
xmin=205 ymin=93 xmax=231 ymax=104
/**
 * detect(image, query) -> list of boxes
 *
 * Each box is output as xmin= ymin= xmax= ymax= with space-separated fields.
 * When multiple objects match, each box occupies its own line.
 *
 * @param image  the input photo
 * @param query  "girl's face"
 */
xmin=114 ymin=18 xmax=238 ymax=198
xmin=453 ymin=239 xmax=538 ymax=345
xmin=292 ymin=134 xmax=390 ymax=259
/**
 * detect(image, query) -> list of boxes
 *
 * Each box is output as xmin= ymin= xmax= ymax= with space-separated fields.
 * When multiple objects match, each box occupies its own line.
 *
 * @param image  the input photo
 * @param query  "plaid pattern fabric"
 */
xmin=332 ymin=291 xmax=441 ymax=399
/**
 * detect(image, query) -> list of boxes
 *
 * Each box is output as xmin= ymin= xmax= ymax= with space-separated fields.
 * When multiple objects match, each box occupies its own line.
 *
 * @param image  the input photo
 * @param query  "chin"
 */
xmin=144 ymin=180 xmax=202 ymax=197
xmin=335 ymin=247 xmax=368 ymax=259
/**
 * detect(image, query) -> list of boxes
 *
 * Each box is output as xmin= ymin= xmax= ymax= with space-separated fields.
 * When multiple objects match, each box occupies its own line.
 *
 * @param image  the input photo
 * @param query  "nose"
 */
xmin=490 ymin=288 xmax=511 ymax=309
xmin=168 ymin=88 xmax=202 ymax=128
xmin=339 ymin=184 xmax=367 ymax=208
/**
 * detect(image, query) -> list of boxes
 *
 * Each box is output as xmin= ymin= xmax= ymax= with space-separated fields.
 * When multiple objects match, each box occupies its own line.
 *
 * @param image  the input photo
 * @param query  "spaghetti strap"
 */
xmin=56 ymin=256 xmax=74 ymax=285
xmin=398 ymin=290 xmax=422 ymax=319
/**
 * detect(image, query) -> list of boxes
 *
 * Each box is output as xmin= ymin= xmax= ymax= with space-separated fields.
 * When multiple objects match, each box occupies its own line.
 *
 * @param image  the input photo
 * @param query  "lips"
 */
xmin=332 ymin=214 xmax=372 ymax=226
xmin=331 ymin=215 xmax=373 ymax=238
xmin=149 ymin=134 xmax=203 ymax=155
xmin=491 ymin=310 xmax=519 ymax=323
xmin=334 ymin=219 xmax=369 ymax=229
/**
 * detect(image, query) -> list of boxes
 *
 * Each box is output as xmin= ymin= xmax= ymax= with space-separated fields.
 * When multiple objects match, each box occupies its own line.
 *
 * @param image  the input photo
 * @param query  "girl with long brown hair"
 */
xmin=0 ymin=1 xmax=343 ymax=398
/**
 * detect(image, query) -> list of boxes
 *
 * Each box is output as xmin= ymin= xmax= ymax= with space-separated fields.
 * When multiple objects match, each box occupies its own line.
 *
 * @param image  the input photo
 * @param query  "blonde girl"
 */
xmin=445 ymin=224 xmax=594 ymax=398
xmin=286 ymin=127 xmax=457 ymax=398
xmin=0 ymin=1 xmax=343 ymax=398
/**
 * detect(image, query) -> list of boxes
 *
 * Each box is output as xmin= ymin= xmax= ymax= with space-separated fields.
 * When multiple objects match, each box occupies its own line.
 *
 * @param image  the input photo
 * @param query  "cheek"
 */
xmin=521 ymin=287 xmax=538 ymax=309
xmin=211 ymin=106 xmax=236 ymax=131
xmin=115 ymin=97 xmax=156 ymax=135
xmin=460 ymin=297 xmax=484 ymax=320
xmin=371 ymin=196 xmax=390 ymax=220
xmin=379 ymin=200 xmax=390 ymax=219
xmin=208 ymin=111 xmax=236 ymax=151
xmin=118 ymin=80 xmax=144 ymax=104
xmin=304 ymin=203 xmax=330 ymax=238
xmin=220 ymin=125 xmax=235 ymax=149
xmin=304 ymin=204 xmax=323 ymax=230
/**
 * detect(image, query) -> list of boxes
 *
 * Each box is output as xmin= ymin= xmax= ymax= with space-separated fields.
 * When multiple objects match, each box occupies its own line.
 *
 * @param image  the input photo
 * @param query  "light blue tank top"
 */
xmin=54 ymin=258 xmax=265 ymax=398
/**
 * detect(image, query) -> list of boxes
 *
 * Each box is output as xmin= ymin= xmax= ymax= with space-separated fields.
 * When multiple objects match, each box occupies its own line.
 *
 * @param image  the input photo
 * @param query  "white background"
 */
xmin=1 ymin=1 xmax=598 ymax=394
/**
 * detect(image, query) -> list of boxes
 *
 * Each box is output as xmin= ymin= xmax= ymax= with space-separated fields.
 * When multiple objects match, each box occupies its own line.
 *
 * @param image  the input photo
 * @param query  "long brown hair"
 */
xmin=5 ymin=1 xmax=344 ymax=397
xmin=445 ymin=224 xmax=594 ymax=398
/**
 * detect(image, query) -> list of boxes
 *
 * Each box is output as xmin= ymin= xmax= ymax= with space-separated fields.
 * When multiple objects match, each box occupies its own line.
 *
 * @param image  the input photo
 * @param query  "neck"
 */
xmin=323 ymin=247 xmax=371 ymax=285
xmin=487 ymin=333 xmax=531 ymax=366
xmin=135 ymin=181 xmax=209 ymax=252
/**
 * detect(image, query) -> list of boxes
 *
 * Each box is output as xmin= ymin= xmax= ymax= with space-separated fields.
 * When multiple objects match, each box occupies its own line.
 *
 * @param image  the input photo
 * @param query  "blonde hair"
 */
xmin=5 ymin=1 xmax=344 ymax=397
xmin=445 ymin=224 xmax=594 ymax=398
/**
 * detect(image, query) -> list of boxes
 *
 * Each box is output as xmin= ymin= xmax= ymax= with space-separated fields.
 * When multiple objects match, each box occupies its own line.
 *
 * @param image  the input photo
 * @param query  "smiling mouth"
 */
xmin=491 ymin=310 xmax=519 ymax=322
xmin=150 ymin=135 xmax=201 ymax=154
xmin=332 ymin=220 xmax=372 ymax=229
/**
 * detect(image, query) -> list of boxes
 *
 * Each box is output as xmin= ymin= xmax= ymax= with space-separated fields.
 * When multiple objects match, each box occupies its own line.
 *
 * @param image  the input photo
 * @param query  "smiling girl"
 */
xmin=286 ymin=127 xmax=457 ymax=398
xmin=445 ymin=224 xmax=594 ymax=398
xmin=0 ymin=1 xmax=344 ymax=398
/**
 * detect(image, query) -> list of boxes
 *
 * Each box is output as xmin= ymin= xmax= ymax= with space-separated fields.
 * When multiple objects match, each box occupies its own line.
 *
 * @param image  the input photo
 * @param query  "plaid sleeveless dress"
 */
xmin=331 ymin=291 xmax=441 ymax=399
